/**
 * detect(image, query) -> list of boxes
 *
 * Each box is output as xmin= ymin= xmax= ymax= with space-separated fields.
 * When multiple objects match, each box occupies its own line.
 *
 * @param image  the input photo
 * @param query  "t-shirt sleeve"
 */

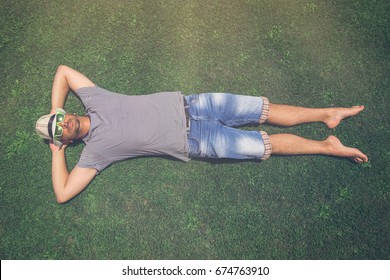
xmin=75 ymin=85 xmax=101 ymax=94
xmin=77 ymin=146 xmax=112 ymax=174
xmin=75 ymin=86 xmax=117 ymax=114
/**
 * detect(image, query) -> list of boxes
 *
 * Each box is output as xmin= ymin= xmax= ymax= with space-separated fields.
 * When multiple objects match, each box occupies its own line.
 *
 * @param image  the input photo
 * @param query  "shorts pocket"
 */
xmin=188 ymin=137 xmax=201 ymax=158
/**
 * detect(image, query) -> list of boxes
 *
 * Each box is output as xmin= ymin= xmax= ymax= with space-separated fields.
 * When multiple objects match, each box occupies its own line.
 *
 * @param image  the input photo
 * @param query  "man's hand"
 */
xmin=49 ymin=141 xmax=68 ymax=152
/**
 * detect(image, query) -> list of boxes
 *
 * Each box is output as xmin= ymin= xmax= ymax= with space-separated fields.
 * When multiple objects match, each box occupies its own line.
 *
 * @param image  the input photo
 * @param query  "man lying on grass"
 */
xmin=36 ymin=65 xmax=368 ymax=203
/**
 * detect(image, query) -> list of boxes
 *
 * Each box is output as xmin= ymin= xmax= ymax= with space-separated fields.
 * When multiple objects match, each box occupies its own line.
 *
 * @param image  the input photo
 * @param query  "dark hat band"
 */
xmin=48 ymin=114 xmax=55 ymax=139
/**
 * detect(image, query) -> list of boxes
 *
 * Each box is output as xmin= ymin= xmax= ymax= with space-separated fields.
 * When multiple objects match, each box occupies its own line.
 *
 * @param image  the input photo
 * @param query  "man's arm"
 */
xmin=51 ymin=143 xmax=97 ymax=204
xmin=51 ymin=65 xmax=95 ymax=112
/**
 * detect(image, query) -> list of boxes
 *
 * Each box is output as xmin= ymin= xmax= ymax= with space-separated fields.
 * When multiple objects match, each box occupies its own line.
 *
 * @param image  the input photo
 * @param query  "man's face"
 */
xmin=56 ymin=114 xmax=81 ymax=143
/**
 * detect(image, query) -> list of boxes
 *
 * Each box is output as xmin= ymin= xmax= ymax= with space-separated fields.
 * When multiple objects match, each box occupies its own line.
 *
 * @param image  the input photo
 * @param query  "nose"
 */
xmin=58 ymin=121 xmax=68 ymax=129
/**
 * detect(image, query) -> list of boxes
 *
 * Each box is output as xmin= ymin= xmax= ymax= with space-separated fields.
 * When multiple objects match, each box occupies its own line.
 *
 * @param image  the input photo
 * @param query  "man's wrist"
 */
xmin=52 ymin=148 xmax=65 ymax=154
xmin=50 ymin=144 xmax=66 ymax=154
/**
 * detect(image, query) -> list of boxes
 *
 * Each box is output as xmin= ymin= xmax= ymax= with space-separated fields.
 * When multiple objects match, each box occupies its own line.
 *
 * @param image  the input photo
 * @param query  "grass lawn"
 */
xmin=0 ymin=0 xmax=389 ymax=259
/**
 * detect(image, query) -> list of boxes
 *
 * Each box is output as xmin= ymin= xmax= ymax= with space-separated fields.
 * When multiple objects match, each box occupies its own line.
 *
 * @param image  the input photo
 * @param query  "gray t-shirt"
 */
xmin=75 ymin=86 xmax=189 ymax=172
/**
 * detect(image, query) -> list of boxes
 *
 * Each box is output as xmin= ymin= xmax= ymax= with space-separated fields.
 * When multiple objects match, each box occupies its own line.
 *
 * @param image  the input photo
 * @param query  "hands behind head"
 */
xmin=49 ymin=140 xmax=69 ymax=152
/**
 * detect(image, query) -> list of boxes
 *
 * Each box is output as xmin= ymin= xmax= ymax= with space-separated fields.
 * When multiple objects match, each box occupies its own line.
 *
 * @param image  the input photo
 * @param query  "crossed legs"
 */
xmin=265 ymin=103 xmax=368 ymax=163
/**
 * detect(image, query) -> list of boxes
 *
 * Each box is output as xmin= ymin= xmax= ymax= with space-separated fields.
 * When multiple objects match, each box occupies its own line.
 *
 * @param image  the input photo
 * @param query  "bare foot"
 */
xmin=324 ymin=135 xmax=368 ymax=163
xmin=324 ymin=105 xmax=365 ymax=129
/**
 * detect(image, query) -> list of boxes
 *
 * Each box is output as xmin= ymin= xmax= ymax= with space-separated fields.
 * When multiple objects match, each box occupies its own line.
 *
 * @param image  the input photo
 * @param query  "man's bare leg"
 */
xmin=266 ymin=104 xmax=365 ymax=128
xmin=269 ymin=134 xmax=368 ymax=163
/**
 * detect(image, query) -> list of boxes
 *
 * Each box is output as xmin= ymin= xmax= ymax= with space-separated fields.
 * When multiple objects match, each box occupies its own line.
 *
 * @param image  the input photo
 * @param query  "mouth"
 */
xmin=73 ymin=118 xmax=80 ymax=135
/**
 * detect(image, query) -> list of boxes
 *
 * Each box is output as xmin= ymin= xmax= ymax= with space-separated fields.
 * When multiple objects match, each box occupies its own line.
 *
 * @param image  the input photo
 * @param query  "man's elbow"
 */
xmin=56 ymin=64 xmax=69 ymax=75
xmin=55 ymin=193 xmax=69 ymax=204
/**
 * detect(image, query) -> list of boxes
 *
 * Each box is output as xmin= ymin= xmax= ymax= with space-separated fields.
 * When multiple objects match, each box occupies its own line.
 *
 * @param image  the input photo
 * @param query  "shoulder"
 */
xmin=75 ymin=86 xmax=116 ymax=98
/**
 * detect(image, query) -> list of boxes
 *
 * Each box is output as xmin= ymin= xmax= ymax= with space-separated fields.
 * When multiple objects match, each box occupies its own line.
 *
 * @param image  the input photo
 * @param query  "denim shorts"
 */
xmin=184 ymin=93 xmax=272 ymax=160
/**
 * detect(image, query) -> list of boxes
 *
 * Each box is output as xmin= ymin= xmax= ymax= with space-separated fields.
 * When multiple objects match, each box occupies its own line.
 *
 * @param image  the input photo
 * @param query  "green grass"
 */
xmin=1 ymin=0 xmax=389 ymax=259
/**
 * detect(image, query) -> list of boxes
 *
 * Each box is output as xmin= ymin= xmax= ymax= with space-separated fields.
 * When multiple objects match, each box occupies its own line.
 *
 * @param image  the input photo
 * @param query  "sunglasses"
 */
xmin=53 ymin=112 xmax=65 ymax=139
